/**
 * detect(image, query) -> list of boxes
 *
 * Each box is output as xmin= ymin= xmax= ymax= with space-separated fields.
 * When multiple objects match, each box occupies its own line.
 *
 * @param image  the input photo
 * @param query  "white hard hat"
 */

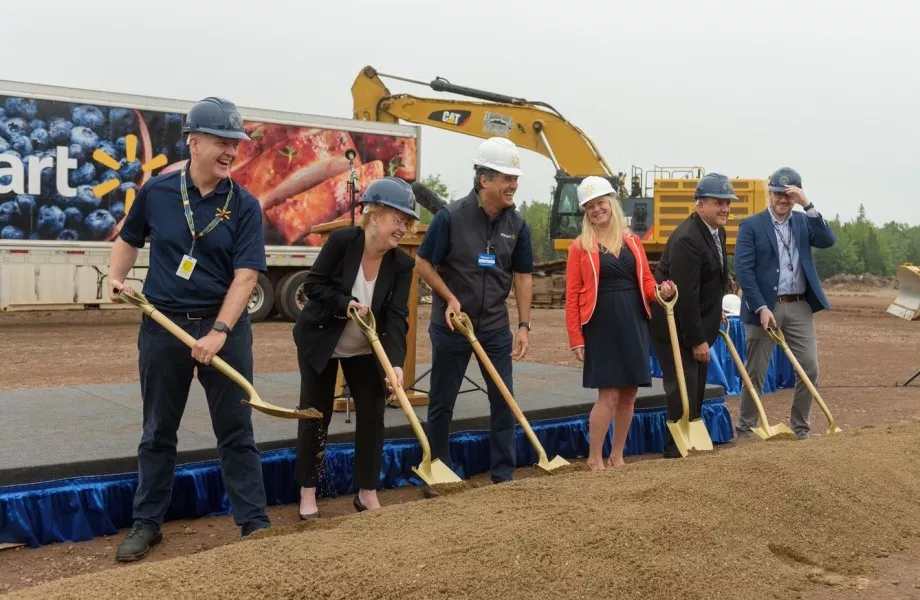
xmin=722 ymin=293 xmax=741 ymax=316
xmin=577 ymin=176 xmax=616 ymax=206
xmin=472 ymin=137 xmax=523 ymax=176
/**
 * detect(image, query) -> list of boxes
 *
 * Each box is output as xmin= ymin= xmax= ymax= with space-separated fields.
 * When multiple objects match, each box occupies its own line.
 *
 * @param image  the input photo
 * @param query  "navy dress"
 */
xmin=581 ymin=243 xmax=652 ymax=389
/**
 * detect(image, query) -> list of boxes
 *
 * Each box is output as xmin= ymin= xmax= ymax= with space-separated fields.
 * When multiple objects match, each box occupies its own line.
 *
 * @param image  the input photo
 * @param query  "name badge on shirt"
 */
xmin=176 ymin=254 xmax=197 ymax=280
xmin=478 ymin=253 xmax=496 ymax=268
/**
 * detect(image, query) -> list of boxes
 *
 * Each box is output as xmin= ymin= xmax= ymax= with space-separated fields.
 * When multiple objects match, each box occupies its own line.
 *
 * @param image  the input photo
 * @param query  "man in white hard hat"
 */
xmin=416 ymin=137 xmax=535 ymax=492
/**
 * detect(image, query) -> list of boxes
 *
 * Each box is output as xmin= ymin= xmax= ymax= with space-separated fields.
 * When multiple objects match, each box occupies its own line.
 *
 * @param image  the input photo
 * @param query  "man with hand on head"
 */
xmin=415 ymin=137 xmax=534 ymax=494
xmin=650 ymin=173 xmax=734 ymax=459
xmin=107 ymin=97 xmax=270 ymax=562
xmin=733 ymin=167 xmax=836 ymax=440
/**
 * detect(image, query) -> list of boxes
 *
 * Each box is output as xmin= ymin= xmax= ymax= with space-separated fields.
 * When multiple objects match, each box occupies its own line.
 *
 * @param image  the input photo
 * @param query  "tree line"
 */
xmin=416 ymin=175 xmax=915 ymax=277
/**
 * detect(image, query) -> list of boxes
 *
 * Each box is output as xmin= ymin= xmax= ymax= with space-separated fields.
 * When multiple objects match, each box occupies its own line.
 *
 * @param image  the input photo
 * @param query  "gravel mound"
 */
xmin=9 ymin=422 xmax=920 ymax=600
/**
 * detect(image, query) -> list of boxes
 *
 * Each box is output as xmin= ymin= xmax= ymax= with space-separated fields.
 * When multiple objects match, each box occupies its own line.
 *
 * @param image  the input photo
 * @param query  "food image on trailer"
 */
xmin=0 ymin=94 xmax=417 ymax=246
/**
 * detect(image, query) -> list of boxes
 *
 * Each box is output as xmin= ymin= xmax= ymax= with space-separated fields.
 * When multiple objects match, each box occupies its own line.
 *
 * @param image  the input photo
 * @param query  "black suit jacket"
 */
xmin=293 ymin=226 xmax=415 ymax=374
xmin=650 ymin=213 xmax=728 ymax=349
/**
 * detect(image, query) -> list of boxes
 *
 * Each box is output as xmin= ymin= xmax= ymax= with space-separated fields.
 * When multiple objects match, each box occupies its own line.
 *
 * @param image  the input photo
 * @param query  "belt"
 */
xmin=777 ymin=294 xmax=805 ymax=303
xmin=155 ymin=307 xmax=221 ymax=320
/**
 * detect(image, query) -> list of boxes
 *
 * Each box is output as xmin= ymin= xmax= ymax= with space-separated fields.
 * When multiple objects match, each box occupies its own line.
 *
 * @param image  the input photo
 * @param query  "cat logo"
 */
xmin=428 ymin=110 xmax=471 ymax=127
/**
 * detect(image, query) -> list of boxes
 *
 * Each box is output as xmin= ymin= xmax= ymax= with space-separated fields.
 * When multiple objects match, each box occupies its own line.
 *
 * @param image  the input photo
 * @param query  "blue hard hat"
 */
xmin=182 ymin=97 xmax=250 ymax=140
xmin=694 ymin=173 xmax=738 ymax=201
xmin=359 ymin=177 xmax=420 ymax=220
xmin=768 ymin=167 xmax=802 ymax=192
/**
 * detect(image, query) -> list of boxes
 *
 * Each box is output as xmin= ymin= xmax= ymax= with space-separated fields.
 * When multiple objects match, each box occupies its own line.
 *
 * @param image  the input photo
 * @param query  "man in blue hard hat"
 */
xmin=106 ymin=97 xmax=272 ymax=561
xmin=733 ymin=167 xmax=836 ymax=440
xmin=649 ymin=173 xmax=734 ymax=458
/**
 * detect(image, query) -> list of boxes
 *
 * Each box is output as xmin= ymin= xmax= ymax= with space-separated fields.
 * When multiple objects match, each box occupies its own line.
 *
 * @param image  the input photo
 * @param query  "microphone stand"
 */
xmin=345 ymin=149 xmax=358 ymax=226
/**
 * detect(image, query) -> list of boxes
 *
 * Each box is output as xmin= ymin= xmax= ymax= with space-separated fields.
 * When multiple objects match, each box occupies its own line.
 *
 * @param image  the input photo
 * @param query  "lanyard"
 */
xmin=180 ymin=168 xmax=233 ymax=256
xmin=772 ymin=220 xmax=794 ymax=271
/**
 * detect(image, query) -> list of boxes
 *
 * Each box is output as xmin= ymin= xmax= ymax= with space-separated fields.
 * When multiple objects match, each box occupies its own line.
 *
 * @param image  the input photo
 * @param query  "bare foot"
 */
xmin=607 ymin=457 xmax=626 ymax=468
xmin=587 ymin=460 xmax=605 ymax=471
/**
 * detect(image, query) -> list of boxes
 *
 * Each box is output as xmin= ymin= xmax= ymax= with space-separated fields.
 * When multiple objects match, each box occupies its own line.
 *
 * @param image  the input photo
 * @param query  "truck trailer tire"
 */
xmin=276 ymin=270 xmax=310 ymax=322
xmin=247 ymin=273 xmax=275 ymax=323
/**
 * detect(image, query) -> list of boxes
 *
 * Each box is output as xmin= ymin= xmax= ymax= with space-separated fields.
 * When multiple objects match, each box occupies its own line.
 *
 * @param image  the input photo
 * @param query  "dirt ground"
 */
xmin=2 ymin=285 xmax=920 ymax=597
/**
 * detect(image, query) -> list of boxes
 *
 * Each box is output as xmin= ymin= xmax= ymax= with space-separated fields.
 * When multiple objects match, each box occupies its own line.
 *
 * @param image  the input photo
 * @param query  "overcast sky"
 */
xmin=2 ymin=0 xmax=917 ymax=225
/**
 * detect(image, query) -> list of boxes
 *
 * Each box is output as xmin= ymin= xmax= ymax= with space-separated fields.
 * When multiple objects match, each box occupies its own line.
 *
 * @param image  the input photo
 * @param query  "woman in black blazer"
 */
xmin=293 ymin=176 xmax=419 ymax=518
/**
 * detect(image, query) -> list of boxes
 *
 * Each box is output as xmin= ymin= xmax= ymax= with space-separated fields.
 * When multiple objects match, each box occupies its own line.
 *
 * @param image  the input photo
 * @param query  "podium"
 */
xmin=310 ymin=219 xmax=430 ymax=412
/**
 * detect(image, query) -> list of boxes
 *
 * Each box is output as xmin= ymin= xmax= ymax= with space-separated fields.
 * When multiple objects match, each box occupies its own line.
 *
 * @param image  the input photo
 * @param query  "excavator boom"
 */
xmin=352 ymin=66 xmax=614 ymax=179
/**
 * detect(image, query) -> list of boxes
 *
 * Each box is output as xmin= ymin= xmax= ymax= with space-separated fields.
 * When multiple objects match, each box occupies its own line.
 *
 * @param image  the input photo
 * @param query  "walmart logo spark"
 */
xmin=92 ymin=134 xmax=168 ymax=213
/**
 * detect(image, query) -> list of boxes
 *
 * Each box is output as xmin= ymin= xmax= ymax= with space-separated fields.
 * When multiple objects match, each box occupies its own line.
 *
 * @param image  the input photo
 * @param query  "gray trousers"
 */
xmin=738 ymin=299 xmax=819 ymax=437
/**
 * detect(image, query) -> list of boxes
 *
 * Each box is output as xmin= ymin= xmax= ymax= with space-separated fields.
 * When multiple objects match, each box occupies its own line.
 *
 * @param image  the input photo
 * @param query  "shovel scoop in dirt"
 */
xmin=116 ymin=288 xmax=322 ymax=420
xmin=655 ymin=285 xmax=713 ymax=457
xmin=766 ymin=326 xmax=842 ymax=435
xmin=349 ymin=306 xmax=464 ymax=489
xmin=718 ymin=327 xmax=796 ymax=440
xmin=448 ymin=311 xmax=571 ymax=475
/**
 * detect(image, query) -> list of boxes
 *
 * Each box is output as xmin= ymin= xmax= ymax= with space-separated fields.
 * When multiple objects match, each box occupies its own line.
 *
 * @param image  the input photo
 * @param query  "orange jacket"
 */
xmin=565 ymin=231 xmax=658 ymax=350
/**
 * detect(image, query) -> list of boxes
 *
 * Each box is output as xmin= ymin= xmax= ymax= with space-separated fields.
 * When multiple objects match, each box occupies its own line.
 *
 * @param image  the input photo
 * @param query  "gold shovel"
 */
xmin=655 ymin=285 xmax=713 ymax=457
xmin=448 ymin=311 xmax=570 ymax=474
xmin=766 ymin=326 xmax=842 ymax=434
xmin=718 ymin=326 xmax=796 ymax=440
xmin=116 ymin=288 xmax=322 ymax=420
xmin=349 ymin=306 xmax=463 ymax=487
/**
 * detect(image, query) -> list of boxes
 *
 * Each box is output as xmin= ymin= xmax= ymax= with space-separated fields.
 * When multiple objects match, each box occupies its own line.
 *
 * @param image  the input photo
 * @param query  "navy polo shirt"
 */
xmin=119 ymin=167 xmax=267 ymax=312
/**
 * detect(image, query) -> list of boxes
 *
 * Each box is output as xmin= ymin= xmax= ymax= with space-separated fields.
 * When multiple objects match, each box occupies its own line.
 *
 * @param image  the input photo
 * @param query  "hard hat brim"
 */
xmin=578 ymin=190 xmax=613 ymax=207
xmin=473 ymin=160 xmax=522 ymax=177
xmin=360 ymin=198 xmax=420 ymax=220
xmin=767 ymin=185 xmax=791 ymax=192
xmin=183 ymin=126 xmax=251 ymax=141
xmin=698 ymin=193 xmax=737 ymax=201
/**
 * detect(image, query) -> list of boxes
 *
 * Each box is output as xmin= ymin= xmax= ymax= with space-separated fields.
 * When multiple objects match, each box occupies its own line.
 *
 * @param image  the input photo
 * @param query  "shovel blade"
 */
xmin=688 ymin=419 xmax=714 ymax=451
xmin=535 ymin=455 xmax=571 ymax=474
xmin=666 ymin=421 xmax=691 ymax=458
xmin=750 ymin=421 xmax=797 ymax=441
xmin=242 ymin=399 xmax=322 ymax=420
xmin=412 ymin=459 xmax=463 ymax=487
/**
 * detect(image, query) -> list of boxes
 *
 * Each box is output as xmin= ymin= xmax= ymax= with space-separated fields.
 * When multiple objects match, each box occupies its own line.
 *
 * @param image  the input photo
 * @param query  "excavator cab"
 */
xmin=549 ymin=174 xmax=655 ymax=251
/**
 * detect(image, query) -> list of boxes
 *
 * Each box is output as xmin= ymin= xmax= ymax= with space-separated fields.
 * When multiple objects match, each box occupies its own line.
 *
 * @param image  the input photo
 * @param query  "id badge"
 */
xmin=176 ymin=254 xmax=197 ymax=280
xmin=478 ymin=253 xmax=496 ymax=268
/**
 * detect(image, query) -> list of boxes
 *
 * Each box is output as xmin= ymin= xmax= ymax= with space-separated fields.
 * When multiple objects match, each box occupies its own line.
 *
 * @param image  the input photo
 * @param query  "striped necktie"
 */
xmin=713 ymin=230 xmax=723 ymax=267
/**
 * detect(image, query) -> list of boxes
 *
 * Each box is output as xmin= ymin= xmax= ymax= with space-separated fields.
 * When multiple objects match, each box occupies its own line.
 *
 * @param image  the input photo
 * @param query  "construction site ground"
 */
xmin=1 ymin=283 xmax=919 ymax=598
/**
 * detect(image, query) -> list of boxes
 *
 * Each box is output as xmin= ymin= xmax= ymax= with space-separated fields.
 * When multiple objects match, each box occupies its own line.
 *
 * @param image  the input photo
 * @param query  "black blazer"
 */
xmin=293 ymin=226 xmax=415 ymax=374
xmin=650 ymin=213 xmax=728 ymax=349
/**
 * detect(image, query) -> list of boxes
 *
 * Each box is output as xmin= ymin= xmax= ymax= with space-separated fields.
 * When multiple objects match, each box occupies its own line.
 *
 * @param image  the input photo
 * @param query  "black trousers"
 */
xmin=650 ymin=335 xmax=708 ymax=457
xmin=134 ymin=313 xmax=268 ymax=530
xmin=294 ymin=351 xmax=386 ymax=491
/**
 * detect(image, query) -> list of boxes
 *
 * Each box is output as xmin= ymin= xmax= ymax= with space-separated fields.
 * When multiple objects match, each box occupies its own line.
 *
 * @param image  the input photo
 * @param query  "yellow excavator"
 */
xmin=351 ymin=66 xmax=765 ymax=304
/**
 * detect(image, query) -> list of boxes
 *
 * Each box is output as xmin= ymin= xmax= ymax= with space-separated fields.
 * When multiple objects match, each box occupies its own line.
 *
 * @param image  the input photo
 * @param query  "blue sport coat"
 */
xmin=733 ymin=208 xmax=836 ymax=325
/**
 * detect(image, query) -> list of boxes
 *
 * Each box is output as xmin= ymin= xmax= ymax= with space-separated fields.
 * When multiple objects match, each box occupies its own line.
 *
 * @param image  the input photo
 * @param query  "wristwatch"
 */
xmin=518 ymin=322 xmax=531 ymax=331
xmin=803 ymin=202 xmax=815 ymax=211
xmin=212 ymin=321 xmax=231 ymax=335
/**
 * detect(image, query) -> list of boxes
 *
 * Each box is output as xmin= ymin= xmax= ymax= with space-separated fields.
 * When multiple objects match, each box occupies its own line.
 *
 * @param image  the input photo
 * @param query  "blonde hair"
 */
xmin=359 ymin=204 xmax=419 ymax=238
xmin=579 ymin=194 xmax=628 ymax=255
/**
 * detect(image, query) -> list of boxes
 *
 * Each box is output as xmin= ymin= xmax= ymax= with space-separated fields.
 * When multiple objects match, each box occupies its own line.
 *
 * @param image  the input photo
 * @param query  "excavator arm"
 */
xmin=351 ymin=66 xmax=615 ymax=179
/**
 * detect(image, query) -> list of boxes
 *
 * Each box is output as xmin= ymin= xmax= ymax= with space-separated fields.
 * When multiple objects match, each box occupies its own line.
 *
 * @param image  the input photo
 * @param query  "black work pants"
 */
xmin=294 ymin=352 xmax=386 ymax=491
xmin=650 ymin=334 xmax=708 ymax=457
xmin=133 ymin=312 xmax=269 ymax=531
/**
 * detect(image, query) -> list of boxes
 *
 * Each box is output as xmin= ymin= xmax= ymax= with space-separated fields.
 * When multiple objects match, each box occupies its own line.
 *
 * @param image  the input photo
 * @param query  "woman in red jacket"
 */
xmin=565 ymin=176 xmax=674 ymax=470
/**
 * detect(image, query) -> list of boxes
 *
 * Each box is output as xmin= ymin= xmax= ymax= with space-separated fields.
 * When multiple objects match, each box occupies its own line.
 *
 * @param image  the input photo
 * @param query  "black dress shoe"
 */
xmin=353 ymin=495 xmax=368 ymax=513
xmin=115 ymin=522 xmax=162 ymax=562
xmin=299 ymin=511 xmax=320 ymax=520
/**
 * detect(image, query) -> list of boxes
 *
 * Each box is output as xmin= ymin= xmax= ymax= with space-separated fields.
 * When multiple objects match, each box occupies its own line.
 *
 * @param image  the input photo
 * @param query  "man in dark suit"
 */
xmin=650 ymin=173 xmax=734 ymax=458
xmin=733 ymin=167 xmax=836 ymax=440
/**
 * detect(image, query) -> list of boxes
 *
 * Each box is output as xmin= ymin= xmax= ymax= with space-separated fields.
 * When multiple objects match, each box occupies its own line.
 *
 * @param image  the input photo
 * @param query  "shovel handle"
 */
xmin=718 ymin=327 xmax=771 ymax=429
xmin=766 ymin=325 xmax=839 ymax=432
xmin=449 ymin=311 xmax=550 ymax=464
xmin=353 ymin=308 xmax=434 ymax=463
xmin=654 ymin=284 xmax=679 ymax=311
